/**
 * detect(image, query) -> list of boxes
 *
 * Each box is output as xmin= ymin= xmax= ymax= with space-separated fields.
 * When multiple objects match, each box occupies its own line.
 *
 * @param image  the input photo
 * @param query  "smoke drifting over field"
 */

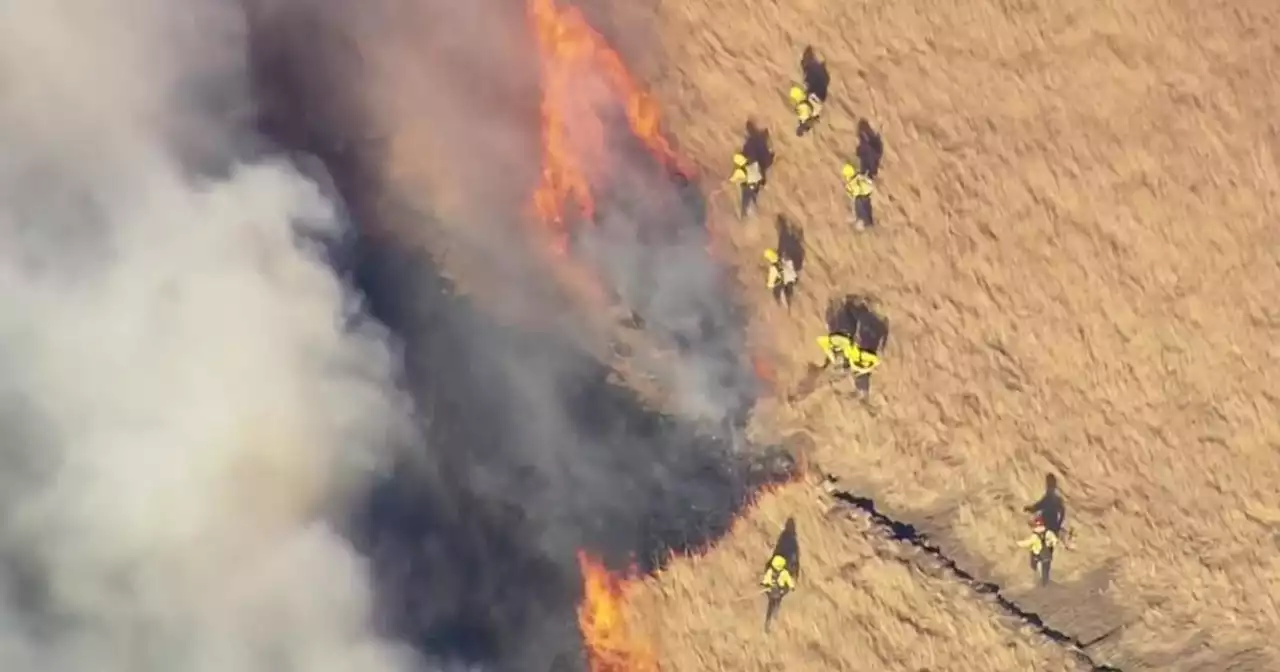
xmin=0 ymin=1 xmax=420 ymax=670
xmin=254 ymin=0 xmax=790 ymax=668
xmin=1 ymin=0 xmax=788 ymax=671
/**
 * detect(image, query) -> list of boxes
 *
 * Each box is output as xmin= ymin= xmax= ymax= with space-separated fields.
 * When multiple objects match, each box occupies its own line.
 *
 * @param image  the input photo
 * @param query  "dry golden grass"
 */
xmin=625 ymin=0 xmax=1280 ymax=669
xmin=628 ymin=485 xmax=1093 ymax=671
xmin=355 ymin=0 xmax=1279 ymax=666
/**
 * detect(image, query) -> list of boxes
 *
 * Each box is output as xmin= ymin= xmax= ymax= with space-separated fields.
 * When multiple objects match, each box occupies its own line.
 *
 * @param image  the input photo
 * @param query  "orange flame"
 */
xmin=575 ymin=551 xmax=658 ymax=672
xmin=528 ymin=0 xmax=691 ymax=253
xmin=751 ymin=352 xmax=776 ymax=391
xmin=523 ymin=0 xmax=776 ymax=395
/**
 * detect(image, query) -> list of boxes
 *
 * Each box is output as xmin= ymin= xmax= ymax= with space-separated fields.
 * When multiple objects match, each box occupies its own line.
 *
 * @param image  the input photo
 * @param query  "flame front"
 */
xmin=528 ymin=0 xmax=690 ymax=253
xmin=576 ymin=551 xmax=658 ymax=672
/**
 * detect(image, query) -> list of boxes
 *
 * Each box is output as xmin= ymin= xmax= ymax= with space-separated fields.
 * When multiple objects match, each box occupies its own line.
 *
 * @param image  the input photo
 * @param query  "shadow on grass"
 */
xmin=743 ymin=119 xmax=776 ymax=177
xmin=1025 ymin=472 xmax=1067 ymax=535
xmin=856 ymin=118 xmax=884 ymax=179
xmin=775 ymin=215 xmax=806 ymax=274
xmin=826 ymin=294 xmax=889 ymax=354
xmin=801 ymin=46 xmax=830 ymax=101
xmin=770 ymin=516 xmax=800 ymax=579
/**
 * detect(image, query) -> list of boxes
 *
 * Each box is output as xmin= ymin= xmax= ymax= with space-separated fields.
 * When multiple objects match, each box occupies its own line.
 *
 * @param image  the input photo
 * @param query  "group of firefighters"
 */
xmin=759 ymin=486 xmax=1067 ymax=631
xmin=738 ymin=52 xmax=1066 ymax=631
xmin=729 ymin=54 xmax=885 ymax=400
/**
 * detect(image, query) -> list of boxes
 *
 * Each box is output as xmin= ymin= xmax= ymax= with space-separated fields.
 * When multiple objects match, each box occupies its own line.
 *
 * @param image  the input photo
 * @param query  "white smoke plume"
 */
xmin=0 ymin=1 xmax=423 ymax=671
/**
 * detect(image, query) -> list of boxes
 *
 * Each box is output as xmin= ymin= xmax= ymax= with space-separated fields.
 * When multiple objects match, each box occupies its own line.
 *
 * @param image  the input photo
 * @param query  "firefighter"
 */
xmin=817 ymin=332 xmax=880 ymax=395
xmin=763 ymin=248 xmax=798 ymax=308
xmin=1017 ymin=514 xmax=1062 ymax=586
xmin=730 ymin=152 xmax=765 ymax=219
xmin=841 ymin=162 xmax=875 ymax=230
xmin=789 ymin=85 xmax=824 ymax=137
xmin=760 ymin=554 xmax=795 ymax=630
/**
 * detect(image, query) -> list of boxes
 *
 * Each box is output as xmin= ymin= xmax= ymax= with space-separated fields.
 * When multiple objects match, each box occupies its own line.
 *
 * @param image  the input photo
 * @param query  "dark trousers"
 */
xmin=740 ymin=183 xmax=761 ymax=218
xmin=796 ymin=118 xmax=816 ymax=137
xmin=852 ymin=194 xmax=874 ymax=228
xmin=764 ymin=590 xmax=787 ymax=630
xmin=772 ymin=282 xmax=795 ymax=307
xmin=1030 ymin=550 xmax=1054 ymax=585
xmin=853 ymin=371 xmax=871 ymax=394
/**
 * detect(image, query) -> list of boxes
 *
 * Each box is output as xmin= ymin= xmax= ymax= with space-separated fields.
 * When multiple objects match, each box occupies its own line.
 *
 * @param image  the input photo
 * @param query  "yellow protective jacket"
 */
xmin=795 ymin=93 xmax=823 ymax=122
xmin=765 ymin=256 xmax=798 ymax=289
xmin=1017 ymin=529 xmax=1061 ymax=556
xmin=845 ymin=172 xmax=874 ymax=198
xmin=817 ymin=334 xmax=880 ymax=373
xmin=761 ymin=567 xmax=796 ymax=591
xmin=730 ymin=161 xmax=764 ymax=186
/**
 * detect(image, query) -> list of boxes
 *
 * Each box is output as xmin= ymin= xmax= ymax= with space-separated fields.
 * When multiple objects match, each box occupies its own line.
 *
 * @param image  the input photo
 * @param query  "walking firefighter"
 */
xmin=763 ymin=247 xmax=798 ymax=308
xmin=1017 ymin=514 xmax=1063 ymax=586
xmin=760 ymin=554 xmax=796 ymax=631
xmin=788 ymin=85 xmax=824 ymax=137
xmin=729 ymin=152 xmax=765 ymax=219
xmin=841 ymin=162 xmax=875 ymax=230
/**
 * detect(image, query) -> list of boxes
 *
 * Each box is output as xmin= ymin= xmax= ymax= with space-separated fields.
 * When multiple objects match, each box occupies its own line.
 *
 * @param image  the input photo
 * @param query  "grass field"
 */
xmin=619 ymin=0 xmax=1280 ymax=669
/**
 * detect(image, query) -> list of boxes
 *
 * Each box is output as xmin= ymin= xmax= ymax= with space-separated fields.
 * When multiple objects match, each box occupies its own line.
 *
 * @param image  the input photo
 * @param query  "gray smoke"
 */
xmin=0 ymin=1 xmax=425 ymax=671
xmin=360 ymin=0 xmax=755 ymax=425
xmin=228 ymin=0 xmax=780 ymax=669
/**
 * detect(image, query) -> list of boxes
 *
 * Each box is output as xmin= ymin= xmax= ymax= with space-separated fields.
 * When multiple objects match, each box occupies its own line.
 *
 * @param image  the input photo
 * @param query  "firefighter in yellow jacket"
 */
xmin=1017 ymin=514 xmax=1062 ymax=586
xmin=763 ymin=248 xmax=798 ymax=308
xmin=789 ymin=85 xmax=824 ymax=137
xmin=760 ymin=554 xmax=796 ymax=630
xmin=841 ymin=162 xmax=875 ymax=230
xmin=817 ymin=332 xmax=880 ymax=395
xmin=730 ymin=152 xmax=765 ymax=219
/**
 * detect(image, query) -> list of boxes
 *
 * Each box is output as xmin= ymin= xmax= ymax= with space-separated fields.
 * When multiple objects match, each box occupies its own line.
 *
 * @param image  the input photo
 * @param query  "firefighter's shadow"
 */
xmin=856 ymin=118 xmax=884 ymax=179
xmin=1029 ymin=472 xmax=1067 ymax=535
xmin=770 ymin=516 xmax=801 ymax=580
xmin=742 ymin=120 xmax=775 ymax=179
xmin=826 ymin=294 xmax=889 ymax=354
xmin=800 ymin=46 xmax=830 ymax=102
xmin=775 ymin=215 xmax=805 ymax=274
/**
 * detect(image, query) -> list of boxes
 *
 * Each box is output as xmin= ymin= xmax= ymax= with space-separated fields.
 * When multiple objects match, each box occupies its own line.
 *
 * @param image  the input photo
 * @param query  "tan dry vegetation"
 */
xmin=628 ymin=486 xmax=1091 ymax=671
xmin=623 ymin=0 xmax=1280 ymax=669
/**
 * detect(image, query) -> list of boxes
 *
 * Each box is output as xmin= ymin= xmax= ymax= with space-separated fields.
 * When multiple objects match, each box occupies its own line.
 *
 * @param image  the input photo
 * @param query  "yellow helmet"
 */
xmin=841 ymin=162 xmax=857 ymax=179
xmin=733 ymin=153 xmax=748 ymax=167
xmin=763 ymin=248 xmax=779 ymax=263
xmin=770 ymin=555 xmax=786 ymax=571
xmin=788 ymin=86 xmax=806 ymax=103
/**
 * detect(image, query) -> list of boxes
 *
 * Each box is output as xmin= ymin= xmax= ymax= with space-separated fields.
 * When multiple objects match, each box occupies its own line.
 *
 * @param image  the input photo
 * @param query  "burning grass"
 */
xmin=570 ymin=453 xmax=803 ymax=669
xmin=528 ymin=0 xmax=690 ymax=243
xmin=520 ymin=2 xmax=804 ymax=665
xmin=250 ymin=0 xmax=796 ymax=666
xmin=525 ymin=0 xmax=717 ymax=324
xmin=576 ymin=552 xmax=659 ymax=672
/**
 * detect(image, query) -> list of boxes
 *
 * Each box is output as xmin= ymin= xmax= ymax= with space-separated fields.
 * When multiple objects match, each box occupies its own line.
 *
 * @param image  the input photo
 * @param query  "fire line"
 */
xmin=576 ymin=551 xmax=659 ymax=672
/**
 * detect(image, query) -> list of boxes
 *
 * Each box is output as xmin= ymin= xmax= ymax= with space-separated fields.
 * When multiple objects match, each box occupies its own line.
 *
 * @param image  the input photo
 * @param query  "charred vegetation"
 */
xmin=246 ymin=5 xmax=794 ymax=670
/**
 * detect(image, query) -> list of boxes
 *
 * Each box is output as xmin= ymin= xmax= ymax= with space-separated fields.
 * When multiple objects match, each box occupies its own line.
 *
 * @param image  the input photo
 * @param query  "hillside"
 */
xmin=622 ymin=0 xmax=1280 ymax=669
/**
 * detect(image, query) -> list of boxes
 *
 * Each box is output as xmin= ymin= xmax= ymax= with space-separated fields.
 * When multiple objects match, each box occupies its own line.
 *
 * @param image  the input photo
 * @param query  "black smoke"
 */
xmin=246 ymin=1 xmax=794 ymax=670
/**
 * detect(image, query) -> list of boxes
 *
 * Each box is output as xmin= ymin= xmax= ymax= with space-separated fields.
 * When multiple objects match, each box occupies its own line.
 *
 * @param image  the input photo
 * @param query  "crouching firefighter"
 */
xmin=789 ymin=85 xmax=824 ymax=137
xmin=841 ymin=162 xmax=875 ymax=230
xmin=764 ymin=248 xmax=798 ymax=308
xmin=760 ymin=554 xmax=796 ymax=631
xmin=817 ymin=332 xmax=880 ymax=396
xmin=1017 ymin=514 xmax=1062 ymax=586
xmin=730 ymin=152 xmax=765 ymax=219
